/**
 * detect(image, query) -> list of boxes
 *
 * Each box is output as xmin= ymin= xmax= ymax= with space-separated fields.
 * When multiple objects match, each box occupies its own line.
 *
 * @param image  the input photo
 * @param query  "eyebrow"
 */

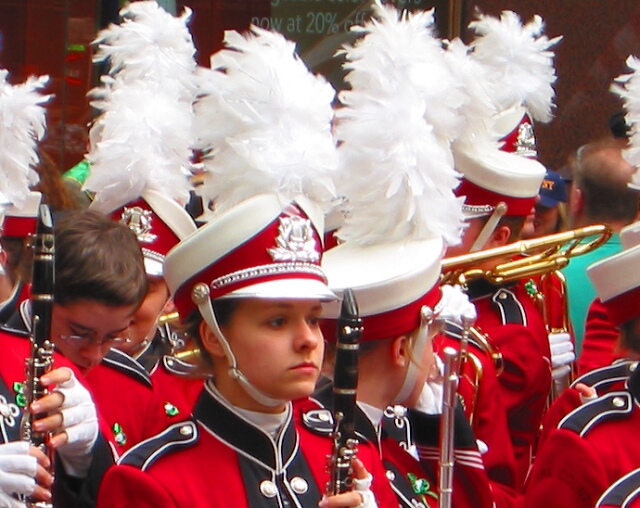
xmin=68 ymin=321 xmax=128 ymax=337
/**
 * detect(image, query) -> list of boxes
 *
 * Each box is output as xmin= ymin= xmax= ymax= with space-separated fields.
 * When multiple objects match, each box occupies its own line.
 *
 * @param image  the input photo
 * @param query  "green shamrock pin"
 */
xmin=113 ymin=423 xmax=127 ymax=446
xmin=13 ymin=382 xmax=26 ymax=408
xmin=164 ymin=402 xmax=179 ymax=417
xmin=407 ymin=472 xmax=438 ymax=503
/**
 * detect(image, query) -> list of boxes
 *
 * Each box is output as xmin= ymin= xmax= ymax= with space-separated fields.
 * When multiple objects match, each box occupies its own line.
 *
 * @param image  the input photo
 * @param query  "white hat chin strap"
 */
xmin=393 ymin=306 xmax=434 ymax=405
xmin=469 ymin=202 xmax=508 ymax=252
xmin=197 ymin=299 xmax=286 ymax=408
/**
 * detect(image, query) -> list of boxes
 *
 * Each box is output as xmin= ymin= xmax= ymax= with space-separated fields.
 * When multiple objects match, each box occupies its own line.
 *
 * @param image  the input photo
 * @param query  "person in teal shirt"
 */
xmin=562 ymin=137 xmax=639 ymax=354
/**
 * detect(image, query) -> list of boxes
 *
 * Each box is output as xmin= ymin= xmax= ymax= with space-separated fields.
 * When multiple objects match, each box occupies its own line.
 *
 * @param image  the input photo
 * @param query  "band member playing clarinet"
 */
xmin=304 ymin=3 xmax=494 ymax=507
xmin=96 ymin=24 xmax=396 ymax=508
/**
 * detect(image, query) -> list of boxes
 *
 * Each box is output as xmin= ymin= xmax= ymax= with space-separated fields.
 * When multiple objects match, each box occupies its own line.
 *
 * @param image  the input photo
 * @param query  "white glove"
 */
xmin=438 ymin=285 xmax=477 ymax=326
xmin=54 ymin=368 xmax=99 ymax=478
xmin=353 ymin=473 xmax=377 ymax=508
xmin=548 ymin=332 xmax=575 ymax=381
xmin=0 ymin=441 xmax=36 ymax=507
xmin=414 ymin=355 xmax=444 ymax=414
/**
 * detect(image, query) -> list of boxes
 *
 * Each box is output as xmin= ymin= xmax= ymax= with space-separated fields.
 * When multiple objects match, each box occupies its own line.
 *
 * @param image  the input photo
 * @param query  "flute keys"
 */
xmin=260 ymin=480 xmax=278 ymax=498
xmin=290 ymin=477 xmax=308 ymax=494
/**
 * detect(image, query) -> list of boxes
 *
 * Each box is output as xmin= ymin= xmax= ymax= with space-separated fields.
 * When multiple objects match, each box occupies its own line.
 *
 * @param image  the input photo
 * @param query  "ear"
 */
xmin=390 ymin=335 xmax=411 ymax=368
xmin=486 ymin=225 xmax=511 ymax=248
xmin=199 ymin=319 xmax=226 ymax=359
xmin=569 ymin=186 xmax=583 ymax=216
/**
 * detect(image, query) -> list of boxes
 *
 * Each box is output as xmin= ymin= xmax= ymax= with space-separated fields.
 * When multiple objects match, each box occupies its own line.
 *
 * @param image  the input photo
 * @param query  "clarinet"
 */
xmin=326 ymin=288 xmax=362 ymax=497
xmin=20 ymin=204 xmax=55 ymax=508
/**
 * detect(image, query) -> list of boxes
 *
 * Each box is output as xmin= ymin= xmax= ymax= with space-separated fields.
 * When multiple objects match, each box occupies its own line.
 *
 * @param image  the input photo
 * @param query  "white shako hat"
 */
xmin=85 ymin=0 xmax=199 ymax=276
xmin=454 ymin=145 xmax=547 ymax=220
xmin=587 ymin=244 xmax=640 ymax=326
xmin=1 ymin=191 xmax=42 ymax=238
xmin=164 ymin=25 xmax=339 ymax=407
xmin=620 ymin=220 xmax=640 ymax=250
xmin=0 ymin=71 xmax=50 ymax=224
xmin=467 ymin=10 xmax=561 ymax=159
xmin=321 ymin=1 xmax=465 ymax=345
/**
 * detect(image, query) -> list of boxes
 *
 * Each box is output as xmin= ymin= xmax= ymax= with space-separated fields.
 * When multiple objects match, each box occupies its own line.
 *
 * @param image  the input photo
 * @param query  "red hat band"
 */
xmin=456 ymin=178 xmax=537 ymax=218
xmin=602 ymin=287 xmax=640 ymax=327
xmin=499 ymin=112 xmax=537 ymax=159
xmin=324 ymin=285 xmax=441 ymax=343
xmin=2 ymin=216 xmax=38 ymax=238
xmin=173 ymin=203 xmax=327 ymax=318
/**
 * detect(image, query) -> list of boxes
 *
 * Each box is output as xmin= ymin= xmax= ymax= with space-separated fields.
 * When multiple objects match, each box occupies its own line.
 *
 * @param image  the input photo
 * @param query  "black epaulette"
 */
xmin=491 ymin=288 xmax=526 ymax=326
xmin=596 ymin=468 xmax=640 ymax=507
xmin=162 ymin=355 xmax=198 ymax=377
xmin=301 ymin=408 xmax=334 ymax=436
xmin=571 ymin=361 xmax=638 ymax=392
xmin=559 ymin=391 xmax=632 ymax=437
xmin=102 ymin=349 xmax=152 ymax=388
xmin=118 ymin=420 xmax=199 ymax=471
xmin=445 ymin=321 xmax=486 ymax=352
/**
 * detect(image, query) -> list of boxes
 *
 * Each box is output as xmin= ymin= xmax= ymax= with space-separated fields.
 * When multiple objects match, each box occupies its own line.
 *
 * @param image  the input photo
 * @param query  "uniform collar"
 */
xmin=466 ymin=277 xmax=517 ymax=300
xmin=194 ymin=380 xmax=298 ymax=472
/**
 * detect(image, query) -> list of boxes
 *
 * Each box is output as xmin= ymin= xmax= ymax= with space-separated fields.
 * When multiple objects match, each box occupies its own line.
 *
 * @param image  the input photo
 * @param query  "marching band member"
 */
xmin=96 ymin=22 xmax=395 ymax=508
xmin=302 ymin=4 xmax=495 ymax=507
xmin=0 ymin=70 xmax=110 ymax=507
xmin=78 ymin=0 xmax=204 ymax=454
xmin=522 ymin=54 xmax=640 ymax=508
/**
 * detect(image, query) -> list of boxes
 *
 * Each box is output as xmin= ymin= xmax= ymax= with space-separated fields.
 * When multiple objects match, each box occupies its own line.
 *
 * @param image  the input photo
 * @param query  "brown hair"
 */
xmin=0 ymin=236 xmax=33 ymax=286
xmin=53 ymin=209 xmax=148 ymax=307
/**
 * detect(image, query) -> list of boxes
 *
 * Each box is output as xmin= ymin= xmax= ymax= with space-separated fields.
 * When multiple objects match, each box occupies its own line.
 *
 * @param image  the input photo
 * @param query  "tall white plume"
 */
xmin=85 ymin=0 xmax=197 ymax=212
xmin=0 ymin=71 xmax=50 ymax=209
xmin=193 ymin=26 xmax=338 ymax=216
xmin=333 ymin=0 xmax=466 ymax=247
xmin=468 ymin=10 xmax=561 ymax=123
xmin=612 ymin=55 xmax=640 ymax=189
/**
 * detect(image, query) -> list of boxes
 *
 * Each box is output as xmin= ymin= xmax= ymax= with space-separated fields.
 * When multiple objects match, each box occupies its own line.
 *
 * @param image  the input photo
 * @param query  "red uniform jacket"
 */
xmin=0 ymin=326 xmax=115 ymax=507
xmin=579 ymin=298 xmax=627 ymax=376
xmin=86 ymin=348 xmax=191 ymax=456
xmin=537 ymin=359 xmax=636 ymax=452
xmin=524 ymin=365 xmax=640 ymax=507
xmin=310 ymin=382 xmax=495 ymax=508
xmin=467 ymin=279 xmax=552 ymax=489
xmin=97 ymin=380 xmax=398 ymax=508
xmin=437 ymin=323 xmax=520 ymax=507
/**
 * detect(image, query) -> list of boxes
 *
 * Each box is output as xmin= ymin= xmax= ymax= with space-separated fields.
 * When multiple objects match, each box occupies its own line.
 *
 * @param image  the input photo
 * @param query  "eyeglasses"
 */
xmin=59 ymin=333 xmax=132 ymax=348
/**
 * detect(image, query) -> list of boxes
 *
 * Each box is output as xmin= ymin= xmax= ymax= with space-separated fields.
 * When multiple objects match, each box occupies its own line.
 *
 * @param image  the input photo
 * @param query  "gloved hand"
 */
xmin=414 ymin=355 xmax=445 ymax=415
xmin=32 ymin=368 xmax=98 ymax=478
xmin=319 ymin=458 xmax=378 ymax=508
xmin=548 ymin=332 xmax=575 ymax=380
xmin=438 ymin=285 xmax=477 ymax=326
xmin=0 ymin=441 xmax=52 ymax=507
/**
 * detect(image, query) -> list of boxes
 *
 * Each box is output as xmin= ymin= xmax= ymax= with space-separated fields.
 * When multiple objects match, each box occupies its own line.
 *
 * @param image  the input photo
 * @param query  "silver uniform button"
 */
xmin=260 ymin=480 xmax=278 ymax=498
xmin=290 ymin=477 xmax=308 ymax=494
xmin=630 ymin=362 xmax=638 ymax=372
xmin=386 ymin=470 xmax=395 ymax=481
xmin=179 ymin=425 xmax=193 ymax=436
xmin=318 ymin=410 xmax=332 ymax=422
xmin=612 ymin=397 xmax=626 ymax=408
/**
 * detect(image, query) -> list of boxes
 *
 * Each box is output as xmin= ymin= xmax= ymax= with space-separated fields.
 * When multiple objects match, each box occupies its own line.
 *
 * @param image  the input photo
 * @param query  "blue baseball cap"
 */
xmin=538 ymin=169 xmax=568 ymax=208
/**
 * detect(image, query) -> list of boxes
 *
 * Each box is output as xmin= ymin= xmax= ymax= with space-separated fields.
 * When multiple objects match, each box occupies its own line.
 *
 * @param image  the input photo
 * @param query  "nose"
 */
xmin=294 ymin=319 xmax=320 ymax=351
xmin=80 ymin=342 xmax=107 ymax=367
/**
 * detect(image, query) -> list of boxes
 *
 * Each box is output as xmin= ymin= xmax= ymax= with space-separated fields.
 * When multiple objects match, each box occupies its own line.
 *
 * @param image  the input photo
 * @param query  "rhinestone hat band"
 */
xmin=210 ymin=262 xmax=327 ymax=291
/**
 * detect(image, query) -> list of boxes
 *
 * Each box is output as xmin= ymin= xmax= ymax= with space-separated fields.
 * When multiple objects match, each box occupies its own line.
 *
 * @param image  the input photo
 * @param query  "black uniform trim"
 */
xmin=491 ymin=288 xmax=527 ymax=326
xmin=102 ymin=348 xmax=152 ymax=388
xmin=559 ymin=391 xmax=632 ymax=437
xmin=162 ymin=355 xmax=198 ymax=377
xmin=596 ymin=468 xmax=640 ymax=507
xmin=571 ymin=361 xmax=637 ymax=392
xmin=301 ymin=408 xmax=334 ymax=436
xmin=408 ymin=403 xmax=476 ymax=449
xmin=118 ymin=420 xmax=198 ymax=471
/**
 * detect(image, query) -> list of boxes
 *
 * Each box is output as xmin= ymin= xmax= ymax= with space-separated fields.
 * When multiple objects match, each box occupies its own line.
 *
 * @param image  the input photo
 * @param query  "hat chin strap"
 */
xmin=393 ymin=306 xmax=435 ymax=405
xmin=469 ymin=202 xmax=508 ymax=253
xmin=197 ymin=299 xmax=286 ymax=408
